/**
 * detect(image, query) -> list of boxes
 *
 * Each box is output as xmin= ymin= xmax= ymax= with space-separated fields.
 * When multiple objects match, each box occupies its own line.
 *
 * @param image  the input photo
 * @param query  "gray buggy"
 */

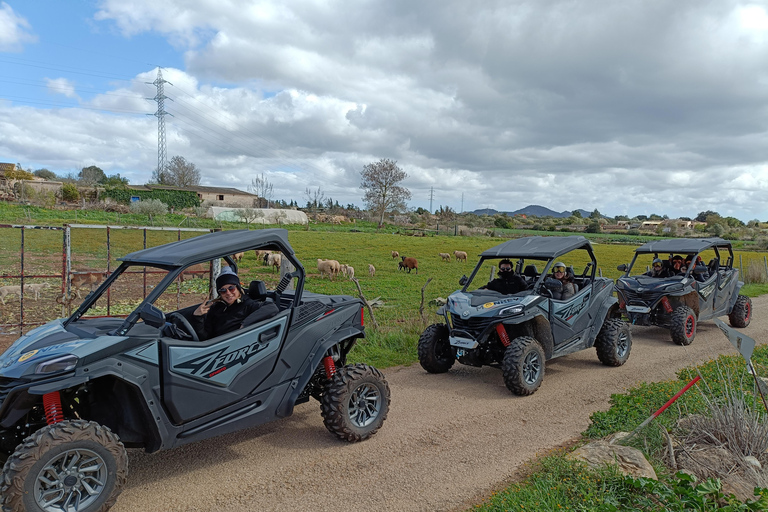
xmin=418 ymin=236 xmax=631 ymax=396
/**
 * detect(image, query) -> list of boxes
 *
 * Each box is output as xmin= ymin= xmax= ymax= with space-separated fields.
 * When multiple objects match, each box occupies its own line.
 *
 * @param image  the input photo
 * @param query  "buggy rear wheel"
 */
xmin=501 ymin=336 xmax=545 ymax=396
xmin=728 ymin=295 xmax=752 ymax=328
xmin=321 ymin=363 xmax=390 ymax=442
xmin=595 ymin=318 xmax=632 ymax=366
xmin=670 ymin=306 xmax=696 ymax=345
xmin=1 ymin=419 xmax=127 ymax=512
xmin=417 ymin=323 xmax=454 ymax=374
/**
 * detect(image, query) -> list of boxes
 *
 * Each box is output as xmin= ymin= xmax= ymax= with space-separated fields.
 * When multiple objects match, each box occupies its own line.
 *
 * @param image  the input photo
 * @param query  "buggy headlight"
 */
xmin=35 ymin=355 xmax=78 ymax=375
xmin=498 ymin=305 xmax=524 ymax=316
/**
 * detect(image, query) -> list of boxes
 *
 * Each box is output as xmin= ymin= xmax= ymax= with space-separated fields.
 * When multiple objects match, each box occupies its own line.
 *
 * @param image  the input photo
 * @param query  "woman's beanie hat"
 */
xmin=216 ymin=267 xmax=240 ymax=289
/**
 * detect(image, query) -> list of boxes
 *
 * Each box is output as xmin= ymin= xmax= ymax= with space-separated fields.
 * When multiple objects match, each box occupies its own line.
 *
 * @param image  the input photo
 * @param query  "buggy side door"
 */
xmin=549 ymin=285 xmax=593 ymax=353
xmin=159 ymin=310 xmax=290 ymax=424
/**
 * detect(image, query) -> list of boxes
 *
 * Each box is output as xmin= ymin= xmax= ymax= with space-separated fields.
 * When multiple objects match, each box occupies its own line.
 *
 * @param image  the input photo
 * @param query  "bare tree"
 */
xmin=249 ymin=173 xmax=274 ymax=208
xmin=304 ymin=186 xmax=325 ymax=212
xmin=360 ymin=158 xmax=411 ymax=228
xmin=163 ymin=156 xmax=201 ymax=187
xmin=151 ymin=166 xmax=172 ymax=185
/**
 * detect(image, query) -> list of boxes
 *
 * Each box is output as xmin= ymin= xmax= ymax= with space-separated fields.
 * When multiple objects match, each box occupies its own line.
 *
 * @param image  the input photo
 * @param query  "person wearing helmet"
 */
xmin=481 ymin=259 xmax=527 ymax=295
xmin=645 ymin=258 xmax=669 ymax=277
xmin=550 ymin=261 xmax=576 ymax=300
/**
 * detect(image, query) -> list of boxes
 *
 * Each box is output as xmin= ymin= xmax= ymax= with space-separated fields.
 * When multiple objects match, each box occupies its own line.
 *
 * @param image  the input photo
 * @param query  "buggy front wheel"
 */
xmin=670 ymin=306 xmax=696 ymax=345
xmin=321 ymin=363 xmax=390 ymax=442
xmin=502 ymin=336 xmax=545 ymax=396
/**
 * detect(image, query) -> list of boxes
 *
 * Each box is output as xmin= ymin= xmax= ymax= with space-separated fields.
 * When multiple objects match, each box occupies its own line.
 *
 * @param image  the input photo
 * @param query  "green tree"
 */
xmin=360 ymin=158 xmax=411 ymax=228
xmin=34 ymin=169 xmax=57 ymax=181
xmin=589 ymin=209 xmax=601 ymax=219
xmin=696 ymin=210 xmax=719 ymax=222
xmin=572 ymin=210 xmax=582 ymax=218
xmin=585 ymin=220 xmax=602 ymax=233
xmin=101 ymin=174 xmax=129 ymax=187
xmin=79 ymin=165 xmax=106 ymax=185
xmin=61 ymin=183 xmax=79 ymax=202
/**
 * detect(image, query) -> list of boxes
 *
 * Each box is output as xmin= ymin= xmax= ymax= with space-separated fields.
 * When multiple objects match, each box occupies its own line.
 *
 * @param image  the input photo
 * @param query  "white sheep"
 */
xmin=391 ymin=250 xmax=399 ymax=259
xmin=368 ymin=264 xmax=376 ymax=277
xmin=345 ymin=265 xmax=355 ymax=280
xmin=439 ymin=252 xmax=451 ymax=262
xmin=317 ymin=259 xmax=337 ymax=280
xmin=266 ymin=253 xmax=282 ymax=272
xmin=454 ymin=250 xmax=468 ymax=262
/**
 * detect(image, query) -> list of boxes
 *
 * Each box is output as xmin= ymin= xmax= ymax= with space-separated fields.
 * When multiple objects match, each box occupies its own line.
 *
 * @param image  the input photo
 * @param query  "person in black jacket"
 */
xmin=481 ymin=259 xmax=527 ymax=295
xmin=190 ymin=267 xmax=278 ymax=340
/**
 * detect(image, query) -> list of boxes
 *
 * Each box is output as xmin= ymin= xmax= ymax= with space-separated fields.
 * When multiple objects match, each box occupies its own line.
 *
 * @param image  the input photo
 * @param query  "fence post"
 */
xmin=106 ymin=226 xmax=111 ymax=316
xmin=65 ymin=225 xmax=72 ymax=315
xmin=739 ymin=254 xmax=743 ymax=279
xmin=19 ymin=226 xmax=25 ymax=334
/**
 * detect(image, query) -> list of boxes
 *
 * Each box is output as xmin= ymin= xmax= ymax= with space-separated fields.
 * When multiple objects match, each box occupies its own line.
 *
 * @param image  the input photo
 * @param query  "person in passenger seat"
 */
xmin=190 ymin=267 xmax=278 ymax=340
xmin=550 ymin=262 xmax=577 ymax=301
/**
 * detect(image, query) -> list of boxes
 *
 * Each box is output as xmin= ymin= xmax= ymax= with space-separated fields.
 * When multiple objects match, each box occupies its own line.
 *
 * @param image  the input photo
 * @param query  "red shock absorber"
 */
xmin=323 ymin=356 xmax=337 ymax=379
xmin=660 ymin=296 xmax=673 ymax=314
xmin=496 ymin=324 xmax=511 ymax=347
xmin=43 ymin=391 xmax=63 ymax=425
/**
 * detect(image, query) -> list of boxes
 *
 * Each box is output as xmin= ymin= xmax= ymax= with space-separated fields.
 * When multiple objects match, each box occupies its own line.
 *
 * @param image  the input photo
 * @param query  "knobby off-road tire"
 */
xmin=670 ymin=306 xmax=697 ymax=346
xmin=417 ymin=323 xmax=454 ymax=374
xmin=1 ymin=419 xmax=127 ymax=512
xmin=595 ymin=318 xmax=632 ymax=366
xmin=321 ymin=363 xmax=390 ymax=442
xmin=501 ymin=336 xmax=545 ymax=396
xmin=729 ymin=295 xmax=752 ymax=328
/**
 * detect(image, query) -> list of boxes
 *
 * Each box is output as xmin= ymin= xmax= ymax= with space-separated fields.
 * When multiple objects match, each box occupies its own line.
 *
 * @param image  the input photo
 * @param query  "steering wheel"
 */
xmin=167 ymin=313 xmax=199 ymax=342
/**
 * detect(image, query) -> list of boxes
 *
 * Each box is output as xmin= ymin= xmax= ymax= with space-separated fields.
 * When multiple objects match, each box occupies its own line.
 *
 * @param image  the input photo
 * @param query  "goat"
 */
xmin=391 ymin=250 xmax=399 ymax=259
xmin=70 ymin=272 xmax=106 ymax=298
xmin=454 ymin=250 xmax=468 ymax=262
xmin=439 ymin=252 xmax=451 ymax=262
xmin=400 ymin=256 xmax=418 ymax=273
xmin=368 ymin=264 xmax=376 ymax=277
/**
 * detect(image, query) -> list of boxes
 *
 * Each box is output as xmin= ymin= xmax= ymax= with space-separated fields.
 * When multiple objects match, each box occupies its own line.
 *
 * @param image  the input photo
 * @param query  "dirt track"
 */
xmin=112 ymin=296 xmax=768 ymax=512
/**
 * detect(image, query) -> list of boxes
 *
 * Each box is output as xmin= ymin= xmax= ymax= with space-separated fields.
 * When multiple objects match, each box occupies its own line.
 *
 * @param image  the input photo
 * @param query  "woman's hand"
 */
xmin=194 ymin=300 xmax=214 ymax=316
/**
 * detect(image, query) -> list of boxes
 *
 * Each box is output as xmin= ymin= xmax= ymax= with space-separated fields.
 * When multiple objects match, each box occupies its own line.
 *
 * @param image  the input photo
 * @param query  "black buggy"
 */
xmin=0 ymin=229 xmax=389 ymax=512
xmin=615 ymin=237 xmax=752 ymax=345
xmin=418 ymin=236 xmax=631 ymax=396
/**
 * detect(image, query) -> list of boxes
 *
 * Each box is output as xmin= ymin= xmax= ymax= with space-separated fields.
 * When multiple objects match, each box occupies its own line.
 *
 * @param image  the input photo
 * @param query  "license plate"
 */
xmin=626 ymin=305 xmax=651 ymax=314
xmin=449 ymin=336 xmax=478 ymax=349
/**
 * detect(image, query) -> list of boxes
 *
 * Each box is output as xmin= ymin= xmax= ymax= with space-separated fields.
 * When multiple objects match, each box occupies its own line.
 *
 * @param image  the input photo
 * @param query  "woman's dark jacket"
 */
xmin=190 ymin=295 xmax=277 ymax=340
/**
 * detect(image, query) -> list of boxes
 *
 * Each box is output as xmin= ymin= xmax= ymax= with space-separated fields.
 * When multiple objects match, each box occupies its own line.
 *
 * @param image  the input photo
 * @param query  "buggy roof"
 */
xmin=480 ymin=236 xmax=591 ymax=259
xmin=118 ymin=229 xmax=293 ymax=267
xmin=634 ymin=237 xmax=731 ymax=255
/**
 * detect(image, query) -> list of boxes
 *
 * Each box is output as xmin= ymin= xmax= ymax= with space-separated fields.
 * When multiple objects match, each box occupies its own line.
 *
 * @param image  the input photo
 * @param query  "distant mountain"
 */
xmin=471 ymin=205 xmax=591 ymax=218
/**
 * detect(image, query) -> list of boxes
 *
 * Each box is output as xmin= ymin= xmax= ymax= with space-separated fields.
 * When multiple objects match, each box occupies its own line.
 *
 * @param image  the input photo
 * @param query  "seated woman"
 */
xmin=190 ymin=267 xmax=278 ymax=340
xmin=550 ymin=262 xmax=577 ymax=301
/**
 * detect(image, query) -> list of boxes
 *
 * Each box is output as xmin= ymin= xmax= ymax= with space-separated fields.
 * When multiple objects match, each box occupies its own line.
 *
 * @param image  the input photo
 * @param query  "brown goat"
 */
xmin=70 ymin=272 xmax=106 ymax=298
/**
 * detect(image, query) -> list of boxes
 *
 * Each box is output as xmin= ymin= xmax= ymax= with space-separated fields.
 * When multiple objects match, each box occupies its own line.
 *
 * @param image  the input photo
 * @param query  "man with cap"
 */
xmin=190 ymin=267 xmax=278 ymax=340
xmin=481 ymin=259 xmax=527 ymax=295
xmin=645 ymin=258 xmax=670 ymax=278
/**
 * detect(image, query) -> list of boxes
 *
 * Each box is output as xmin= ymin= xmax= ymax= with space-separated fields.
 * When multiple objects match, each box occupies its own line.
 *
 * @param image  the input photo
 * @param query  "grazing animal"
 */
xmin=439 ymin=252 xmax=451 ymax=262
xmin=454 ymin=250 xmax=468 ymax=262
xmin=368 ymin=264 xmax=375 ymax=277
xmin=26 ymin=282 xmax=51 ymax=300
xmin=180 ymin=263 xmax=208 ymax=282
xmin=318 ymin=259 xmax=337 ymax=280
xmin=343 ymin=265 xmax=355 ymax=280
xmin=0 ymin=285 xmax=22 ymax=304
xmin=400 ymin=256 xmax=418 ymax=274
xmin=266 ymin=253 xmax=282 ymax=272
xmin=391 ymin=250 xmax=399 ymax=259
xmin=232 ymin=252 xmax=244 ymax=262
xmin=70 ymin=272 xmax=106 ymax=298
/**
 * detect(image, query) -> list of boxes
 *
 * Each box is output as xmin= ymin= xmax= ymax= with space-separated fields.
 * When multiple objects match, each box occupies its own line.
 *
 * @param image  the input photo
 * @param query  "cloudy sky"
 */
xmin=1 ymin=1 xmax=768 ymax=221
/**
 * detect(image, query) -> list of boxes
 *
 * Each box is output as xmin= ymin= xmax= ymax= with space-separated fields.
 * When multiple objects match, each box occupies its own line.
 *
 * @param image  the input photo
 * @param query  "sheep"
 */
xmin=344 ymin=265 xmax=355 ymax=280
xmin=318 ymin=259 xmax=337 ymax=280
xmin=340 ymin=264 xmax=349 ymax=278
xmin=26 ymin=282 xmax=51 ymax=300
xmin=0 ymin=285 xmax=21 ymax=304
xmin=454 ymin=250 xmax=468 ymax=262
xmin=439 ymin=252 xmax=451 ymax=262
xmin=231 ymin=252 xmax=244 ymax=262
xmin=391 ymin=250 xmax=400 ymax=259
xmin=266 ymin=253 xmax=282 ymax=272
xmin=400 ymin=256 xmax=418 ymax=273
xmin=368 ymin=264 xmax=376 ymax=277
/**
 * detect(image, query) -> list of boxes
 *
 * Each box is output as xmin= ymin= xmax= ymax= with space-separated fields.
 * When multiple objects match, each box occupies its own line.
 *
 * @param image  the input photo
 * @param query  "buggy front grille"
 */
xmin=451 ymin=314 xmax=494 ymax=336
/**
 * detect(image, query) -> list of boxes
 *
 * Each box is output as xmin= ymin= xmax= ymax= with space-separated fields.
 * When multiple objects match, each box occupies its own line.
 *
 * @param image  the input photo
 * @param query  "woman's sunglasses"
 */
xmin=217 ymin=285 xmax=238 ymax=294
xmin=553 ymin=266 xmax=566 ymax=273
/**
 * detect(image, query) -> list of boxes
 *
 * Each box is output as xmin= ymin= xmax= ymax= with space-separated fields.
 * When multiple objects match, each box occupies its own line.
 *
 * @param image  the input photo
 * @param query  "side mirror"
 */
xmin=543 ymin=277 xmax=563 ymax=291
xmin=617 ymin=264 xmax=628 ymax=272
xmin=459 ymin=275 xmax=468 ymax=286
xmin=139 ymin=303 xmax=166 ymax=328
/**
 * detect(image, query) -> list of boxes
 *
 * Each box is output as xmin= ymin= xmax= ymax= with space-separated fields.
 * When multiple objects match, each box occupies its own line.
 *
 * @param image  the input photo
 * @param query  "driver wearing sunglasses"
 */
xmin=191 ymin=267 xmax=277 ymax=340
xmin=644 ymin=258 xmax=669 ymax=278
xmin=480 ymin=259 xmax=527 ymax=295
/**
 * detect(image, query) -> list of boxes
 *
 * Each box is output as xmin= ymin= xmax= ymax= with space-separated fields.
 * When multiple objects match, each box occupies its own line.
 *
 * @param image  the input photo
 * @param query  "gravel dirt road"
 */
xmin=112 ymin=296 xmax=768 ymax=512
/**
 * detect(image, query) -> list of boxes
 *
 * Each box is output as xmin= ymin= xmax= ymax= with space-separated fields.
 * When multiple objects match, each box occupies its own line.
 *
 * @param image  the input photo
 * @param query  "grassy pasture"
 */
xmin=1 ymin=227 xmax=766 ymax=366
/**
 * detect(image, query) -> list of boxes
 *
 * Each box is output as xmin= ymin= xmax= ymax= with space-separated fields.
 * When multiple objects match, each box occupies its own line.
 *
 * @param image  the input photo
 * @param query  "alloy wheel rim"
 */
xmin=348 ymin=383 xmax=382 ymax=428
xmin=617 ymin=332 xmax=629 ymax=357
xmin=686 ymin=316 xmax=695 ymax=337
xmin=522 ymin=351 xmax=541 ymax=385
xmin=34 ymin=447 xmax=108 ymax=512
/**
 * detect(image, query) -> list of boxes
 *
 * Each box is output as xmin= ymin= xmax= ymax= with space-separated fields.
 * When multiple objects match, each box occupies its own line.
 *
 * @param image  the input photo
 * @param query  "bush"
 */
xmin=129 ymin=199 xmax=168 ymax=216
xmin=61 ymin=183 xmax=79 ymax=202
xmin=745 ymin=261 xmax=767 ymax=284
xmin=102 ymin=187 xmax=200 ymax=209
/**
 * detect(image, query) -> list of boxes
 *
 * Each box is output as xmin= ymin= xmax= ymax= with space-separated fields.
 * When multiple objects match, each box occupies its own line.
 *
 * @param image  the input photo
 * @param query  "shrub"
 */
xmin=745 ymin=261 xmax=767 ymax=284
xmin=129 ymin=199 xmax=168 ymax=216
xmin=62 ymin=183 xmax=80 ymax=202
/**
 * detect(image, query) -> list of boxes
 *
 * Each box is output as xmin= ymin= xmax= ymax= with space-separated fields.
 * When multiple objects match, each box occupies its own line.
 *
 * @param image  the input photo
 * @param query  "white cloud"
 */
xmin=44 ymin=78 xmax=79 ymax=99
xmin=0 ymin=2 xmax=36 ymax=51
